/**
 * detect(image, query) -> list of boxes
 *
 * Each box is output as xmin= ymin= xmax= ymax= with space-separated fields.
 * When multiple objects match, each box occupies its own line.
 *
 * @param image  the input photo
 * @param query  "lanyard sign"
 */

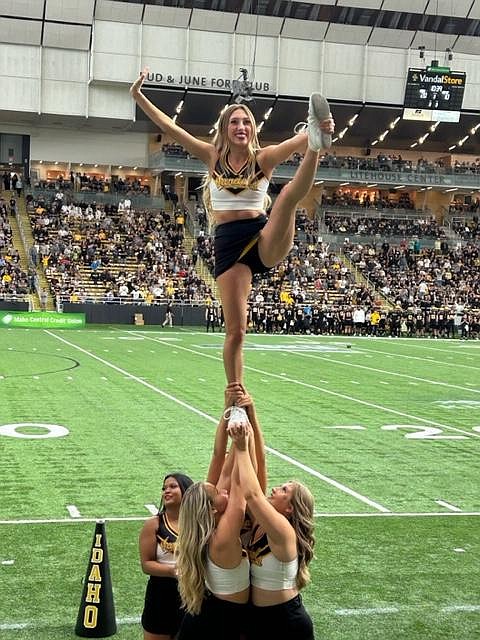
xmin=403 ymin=67 xmax=466 ymax=122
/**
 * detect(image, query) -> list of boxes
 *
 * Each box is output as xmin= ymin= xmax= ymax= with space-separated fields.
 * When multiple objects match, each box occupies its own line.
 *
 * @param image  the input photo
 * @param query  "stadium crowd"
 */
xmin=0 ymin=198 xmax=28 ymax=298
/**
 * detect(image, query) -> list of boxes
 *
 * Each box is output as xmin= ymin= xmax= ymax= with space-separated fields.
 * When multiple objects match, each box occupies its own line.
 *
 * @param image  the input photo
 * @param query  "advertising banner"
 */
xmin=0 ymin=311 xmax=86 ymax=329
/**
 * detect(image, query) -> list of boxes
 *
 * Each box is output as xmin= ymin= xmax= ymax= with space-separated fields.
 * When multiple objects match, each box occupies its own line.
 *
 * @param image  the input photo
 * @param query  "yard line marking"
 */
xmin=435 ymin=500 xmax=462 ymax=512
xmin=4 ymin=605 xmax=480 ymax=631
xmin=45 ymin=331 xmax=387 ymax=511
xmin=1 ymin=511 xmax=480 ymax=526
xmin=66 ymin=505 xmax=81 ymax=518
xmin=294 ymin=350 xmax=480 ymax=396
xmin=134 ymin=333 xmax=480 ymax=441
xmin=348 ymin=344 xmax=480 ymax=372
xmin=145 ymin=504 xmax=158 ymax=515
xmin=335 ymin=607 xmax=399 ymax=616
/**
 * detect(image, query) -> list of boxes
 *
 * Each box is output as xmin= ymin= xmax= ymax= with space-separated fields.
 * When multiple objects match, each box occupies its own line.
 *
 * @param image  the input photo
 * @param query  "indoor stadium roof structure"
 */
xmin=1 ymin=0 xmax=480 ymax=153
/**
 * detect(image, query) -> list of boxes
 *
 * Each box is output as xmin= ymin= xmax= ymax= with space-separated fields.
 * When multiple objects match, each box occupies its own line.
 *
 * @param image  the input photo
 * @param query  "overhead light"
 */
xmin=389 ymin=117 xmax=400 ymax=129
xmin=458 ymin=135 xmax=469 ymax=146
xmin=410 ymin=142 xmax=418 ymax=148
xmin=39 ymin=160 xmax=43 ymax=164
xmin=448 ymin=145 xmax=456 ymax=151
xmin=257 ymin=120 xmax=265 ymax=132
xmin=445 ymin=187 xmax=458 ymax=192
xmin=118 ymin=165 xmax=123 ymax=169
xmin=314 ymin=181 xmax=324 ymax=185
xmin=471 ymin=124 xmax=480 ymax=134
xmin=430 ymin=122 xmax=439 ymax=132
xmin=174 ymin=172 xmax=182 ymax=177
xmin=339 ymin=182 xmax=350 ymax=186
xmin=172 ymin=114 xmax=178 ymax=124
xmin=371 ymin=139 xmax=378 ymax=146
xmin=332 ymin=137 xmax=338 ymax=143
xmin=366 ymin=184 xmax=377 ymax=188
xmin=209 ymin=127 xmax=215 ymax=134
xmin=54 ymin=161 xmax=58 ymax=165
xmin=348 ymin=114 xmax=359 ymax=126
xmin=378 ymin=130 xmax=389 ymax=141
xmin=94 ymin=164 xmax=98 ymax=167
xmin=133 ymin=166 xmax=137 ymax=170
xmin=79 ymin=163 xmax=83 ymax=167
xmin=264 ymin=107 xmax=273 ymax=120
xmin=418 ymin=133 xmax=429 ymax=144
xmin=394 ymin=185 xmax=406 ymax=189
xmin=338 ymin=127 xmax=348 ymax=139
xmin=426 ymin=186 xmax=433 ymax=190
xmin=175 ymin=99 xmax=184 ymax=114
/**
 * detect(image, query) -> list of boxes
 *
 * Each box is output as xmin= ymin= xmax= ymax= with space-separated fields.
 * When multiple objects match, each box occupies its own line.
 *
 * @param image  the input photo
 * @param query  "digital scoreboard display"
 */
xmin=403 ymin=67 xmax=466 ymax=123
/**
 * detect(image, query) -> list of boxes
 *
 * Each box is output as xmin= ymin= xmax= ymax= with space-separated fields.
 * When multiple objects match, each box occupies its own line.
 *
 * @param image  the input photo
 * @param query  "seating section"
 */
xmin=0 ymin=200 xmax=28 ymax=297
xmin=27 ymin=196 xmax=211 ymax=303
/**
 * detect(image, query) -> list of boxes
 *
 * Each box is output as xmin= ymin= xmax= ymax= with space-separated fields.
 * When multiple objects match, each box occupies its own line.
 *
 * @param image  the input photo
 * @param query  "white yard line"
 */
xmin=66 ymin=505 xmax=81 ymax=518
xmin=350 ymin=344 xmax=480 ymax=372
xmin=44 ymin=331 xmax=388 ymax=512
xmin=293 ymin=350 xmax=480 ymax=395
xmin=335 ymin=607 xmax=399 ymax=616
xmin=134 ymin=332 xmax=480 ymax=440
xmin=435 ymin=500 xmax=462 ymax=512
xmin=144 ymin=504 xmax=158 ymax=515
xmin=1 ymin=511 xmax=479 ymax=527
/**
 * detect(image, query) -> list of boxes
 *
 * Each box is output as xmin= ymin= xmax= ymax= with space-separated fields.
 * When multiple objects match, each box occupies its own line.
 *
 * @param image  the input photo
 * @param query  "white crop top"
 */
xmin=209 ymin=156 xmax=269 ymax=212
xmin=248 ymin=529 xmax=298 ymax=591
xmin=205 ymin=554 xmax=250 ymax=595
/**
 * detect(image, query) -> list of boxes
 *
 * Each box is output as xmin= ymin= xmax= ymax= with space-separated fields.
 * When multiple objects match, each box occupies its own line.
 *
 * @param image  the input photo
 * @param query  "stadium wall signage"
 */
xmin=0 ymin=311 xmax=86 ymax=329
xmin=146 ymin=72 xmax=270 ymax=92
xmin=348 ymin=170 xmax=448 ymax=185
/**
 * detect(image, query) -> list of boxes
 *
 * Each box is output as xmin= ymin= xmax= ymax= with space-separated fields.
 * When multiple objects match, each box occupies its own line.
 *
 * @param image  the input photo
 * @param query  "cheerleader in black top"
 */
xmin=139 ymin=473 xmax=193 ymax=640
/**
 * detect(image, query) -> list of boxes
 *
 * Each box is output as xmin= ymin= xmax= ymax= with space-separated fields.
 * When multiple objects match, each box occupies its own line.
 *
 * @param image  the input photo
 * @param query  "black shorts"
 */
xmin=141 ymin=576 xmax=184 ymax=636
xmin=247 ymin=595 xmax=314 ymax=640
xmin=178 ymin=593 xmax=248 ymax=640
xmin=214 ymin=215 xmax=270 ymax=278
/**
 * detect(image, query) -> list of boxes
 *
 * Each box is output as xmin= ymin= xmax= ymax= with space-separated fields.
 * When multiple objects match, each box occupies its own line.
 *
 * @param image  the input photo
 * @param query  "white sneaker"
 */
xmin=224 ymin=405 xmax=248 ymax=428
xmin=294 ymin=93 xmax=332 ymax=151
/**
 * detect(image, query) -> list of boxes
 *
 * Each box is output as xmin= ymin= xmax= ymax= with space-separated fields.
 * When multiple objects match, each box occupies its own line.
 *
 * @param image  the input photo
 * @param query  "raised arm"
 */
xmin=130 ymin=69 xmax=216 ymax=167
xmin=236 ymin=391 xmax=266 ymax=493
xmin=206 ymin=382 xmax=244 ymax=488
xmin=230 ymin=427 xmax=295 ymax=554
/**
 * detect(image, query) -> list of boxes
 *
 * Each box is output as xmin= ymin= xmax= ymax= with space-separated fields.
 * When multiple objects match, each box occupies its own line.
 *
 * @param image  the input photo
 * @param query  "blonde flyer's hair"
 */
xmin=176 ymin=483 xmax=216 ymax=615
xmin=289 ymin=481 xmax=315 ymax=590
xmin=202 ymin=103 xmax=267 ymax=221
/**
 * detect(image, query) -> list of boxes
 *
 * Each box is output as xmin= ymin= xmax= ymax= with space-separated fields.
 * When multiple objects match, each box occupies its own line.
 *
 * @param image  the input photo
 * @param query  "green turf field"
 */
xmin=0 ymin=326 xmax=479 ymax=639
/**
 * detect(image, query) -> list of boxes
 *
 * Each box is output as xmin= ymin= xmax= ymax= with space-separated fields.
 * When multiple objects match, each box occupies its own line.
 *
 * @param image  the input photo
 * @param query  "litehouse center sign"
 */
xmin=146 ymin=72 xmax=270 ymax=92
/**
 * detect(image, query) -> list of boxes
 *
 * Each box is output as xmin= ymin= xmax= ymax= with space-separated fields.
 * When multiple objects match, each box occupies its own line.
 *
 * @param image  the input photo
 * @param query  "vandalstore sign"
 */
xmin=145 ymin=72 xmax=271 ymax=92
xmin=0 ymin=311 xmax=86 ymax=329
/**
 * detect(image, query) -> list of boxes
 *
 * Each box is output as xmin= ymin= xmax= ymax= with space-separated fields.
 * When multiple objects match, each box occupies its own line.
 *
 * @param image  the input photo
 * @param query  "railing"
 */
xmin=150 ymin=152 xmax=480 ymax=188
xmin=26 ymin=188 xmax=165 ymax=209
xmin=318 ymin=205 xmax=433 ymax=220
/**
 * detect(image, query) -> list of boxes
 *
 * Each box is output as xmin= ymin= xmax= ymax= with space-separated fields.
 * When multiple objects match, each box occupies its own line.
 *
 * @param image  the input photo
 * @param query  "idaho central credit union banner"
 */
xmin=0 ymin=311 xmax=86 ymax=329
xmin=145 ymin=71 xmax=271 ymax=93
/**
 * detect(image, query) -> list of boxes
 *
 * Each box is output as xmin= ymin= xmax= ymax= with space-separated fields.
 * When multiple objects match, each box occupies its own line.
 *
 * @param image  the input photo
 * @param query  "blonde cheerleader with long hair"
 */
xmin=131 ymin=70 xmax=334 ymax=401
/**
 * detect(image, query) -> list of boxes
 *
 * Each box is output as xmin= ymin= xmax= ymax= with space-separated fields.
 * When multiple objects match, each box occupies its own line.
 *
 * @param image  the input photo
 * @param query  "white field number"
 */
xmin=382 ymin=424 xmax=467 ymax=440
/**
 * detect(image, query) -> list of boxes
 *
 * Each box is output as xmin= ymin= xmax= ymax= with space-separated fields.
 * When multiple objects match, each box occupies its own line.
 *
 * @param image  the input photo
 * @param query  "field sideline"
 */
xmin=1 ymin=326 xmax=479 ymax=639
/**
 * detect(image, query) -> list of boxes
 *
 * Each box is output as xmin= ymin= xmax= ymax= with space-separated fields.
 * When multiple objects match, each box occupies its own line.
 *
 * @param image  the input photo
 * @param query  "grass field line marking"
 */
xmin=145 ymin=504 xmax=158 ymax=515
xmin=133 ymin=333 xmax=480 ymax=441
xmin=334 ymin=607 xmax=399 ymax=616
xmin=1 ymin=511 xmax=480 ymax=526
xmin=45 ymin=330 xmax=388 ymax=512
xmin=442 ymin=605 xmax=480 ymax=613
xmin=293 ymin=350 xmax=480 ymax=396
xmin=66 ymin=505 xmax=81 ymax=518
xmin=5 ymin=604 xmax=480 ymax=630
xmin=435 ymin=500 xmax=462 ymax=512
xmin=353 ymin=345 xmax=480 ymax=372
xmin=44 ymin=331 xmax=215 ymax=423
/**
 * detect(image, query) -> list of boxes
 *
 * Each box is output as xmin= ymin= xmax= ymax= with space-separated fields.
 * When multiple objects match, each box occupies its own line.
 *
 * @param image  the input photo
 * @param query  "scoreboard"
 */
xmin=403 ymin=67 xmax=466 ymax=122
